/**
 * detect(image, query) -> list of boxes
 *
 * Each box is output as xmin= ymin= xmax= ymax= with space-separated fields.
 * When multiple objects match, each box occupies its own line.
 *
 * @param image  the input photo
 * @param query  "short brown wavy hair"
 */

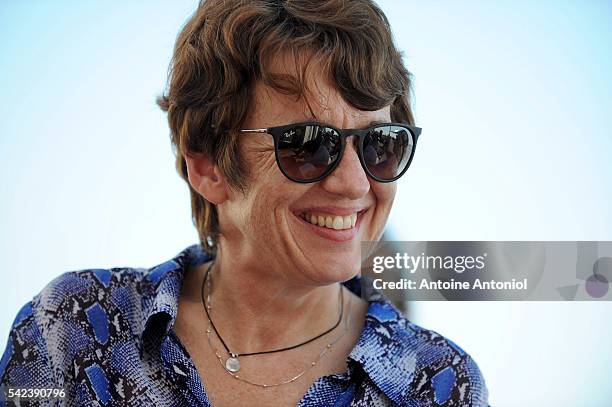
xmin=157 ymin=0 xmax=414 ymax=253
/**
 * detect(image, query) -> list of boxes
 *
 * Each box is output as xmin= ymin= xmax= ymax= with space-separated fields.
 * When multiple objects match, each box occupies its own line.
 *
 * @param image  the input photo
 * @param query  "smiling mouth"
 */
xmin=298 ymin=212 xmax=358 ymax=230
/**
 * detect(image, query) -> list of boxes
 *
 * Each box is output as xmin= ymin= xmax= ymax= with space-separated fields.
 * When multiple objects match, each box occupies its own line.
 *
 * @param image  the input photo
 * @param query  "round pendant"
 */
xmin=225 ymin=356 xmax=240 ymax=373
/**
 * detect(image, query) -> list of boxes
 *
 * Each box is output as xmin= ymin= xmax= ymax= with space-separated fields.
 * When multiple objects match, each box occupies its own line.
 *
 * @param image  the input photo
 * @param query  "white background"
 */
xmin=1 ymin=1 xmax=611 ymax=406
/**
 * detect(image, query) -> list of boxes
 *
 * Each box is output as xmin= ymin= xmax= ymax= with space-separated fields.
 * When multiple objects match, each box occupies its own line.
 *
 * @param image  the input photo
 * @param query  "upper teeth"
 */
xmin=302 ymin=212 xmax=357 ymax=230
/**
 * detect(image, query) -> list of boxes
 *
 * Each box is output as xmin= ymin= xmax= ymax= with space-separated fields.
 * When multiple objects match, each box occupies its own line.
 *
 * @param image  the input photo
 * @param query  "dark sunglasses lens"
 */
xmin=363 ymin=125 xmax=414 ymax=180
xmin=276 ymin=125 xmax=341 ymax=181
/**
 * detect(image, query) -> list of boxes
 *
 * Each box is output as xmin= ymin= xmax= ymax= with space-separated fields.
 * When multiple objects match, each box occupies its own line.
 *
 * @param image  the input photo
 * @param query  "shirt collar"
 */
xmin=138 ymin=245 xmax=416 ymax=405
xmin=140 ymin=244 xmax=210 ymax=343
xmin=346 ymin=293 xmax=417 ymax=405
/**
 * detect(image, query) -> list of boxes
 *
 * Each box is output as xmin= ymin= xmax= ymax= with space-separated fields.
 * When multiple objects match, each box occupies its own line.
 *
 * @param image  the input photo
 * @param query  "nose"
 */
xmin=319 ymin=137 xmax=370 ymax=199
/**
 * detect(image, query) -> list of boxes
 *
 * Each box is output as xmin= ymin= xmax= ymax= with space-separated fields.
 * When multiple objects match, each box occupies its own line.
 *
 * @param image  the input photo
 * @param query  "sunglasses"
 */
xmin=239 ymin=122 xmax=422 ymax=183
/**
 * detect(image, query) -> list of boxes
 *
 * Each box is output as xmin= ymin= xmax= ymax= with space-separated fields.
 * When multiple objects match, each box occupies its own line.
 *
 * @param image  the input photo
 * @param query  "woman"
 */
xmin=0 ymin=0 xmax=488 ymax=406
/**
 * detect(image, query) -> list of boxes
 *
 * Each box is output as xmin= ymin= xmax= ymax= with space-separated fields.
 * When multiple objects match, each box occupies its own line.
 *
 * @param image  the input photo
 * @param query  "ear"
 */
xmin=184 ymin=152 xmax=229 ymax=205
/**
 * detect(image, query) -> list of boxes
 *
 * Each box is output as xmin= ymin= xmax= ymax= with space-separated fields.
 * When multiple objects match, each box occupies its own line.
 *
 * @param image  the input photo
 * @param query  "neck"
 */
xmin=202 ymin=247 xmax=344 ymax=354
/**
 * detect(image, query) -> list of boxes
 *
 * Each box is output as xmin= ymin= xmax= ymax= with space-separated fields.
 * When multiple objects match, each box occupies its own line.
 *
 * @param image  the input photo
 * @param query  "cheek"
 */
xmin=372 ymin=182 xmax=397 ymax=211
xmin=243 ymin=164 xmax=299 ymax=229
xmin=366 ymin=183 xmax=396 ymax=240
xmin=223 ymin=155 xmax=279 ymax=232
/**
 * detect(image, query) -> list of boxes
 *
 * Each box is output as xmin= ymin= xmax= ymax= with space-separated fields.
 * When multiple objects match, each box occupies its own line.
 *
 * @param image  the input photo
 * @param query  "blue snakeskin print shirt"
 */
xmin=1 ymin=245 xmax=489 ymax=406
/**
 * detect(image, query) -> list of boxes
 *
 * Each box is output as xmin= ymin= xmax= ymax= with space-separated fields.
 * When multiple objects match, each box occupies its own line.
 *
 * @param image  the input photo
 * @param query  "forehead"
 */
xmin=245 ymin=51 xmax=390 ymax=128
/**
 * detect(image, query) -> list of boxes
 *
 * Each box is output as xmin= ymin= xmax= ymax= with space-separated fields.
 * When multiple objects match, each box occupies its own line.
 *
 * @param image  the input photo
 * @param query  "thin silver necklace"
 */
xmin=203 ymin=265 xmax=353 ymax=388
xmin=200 ymin=261 xmax=344 ymax=373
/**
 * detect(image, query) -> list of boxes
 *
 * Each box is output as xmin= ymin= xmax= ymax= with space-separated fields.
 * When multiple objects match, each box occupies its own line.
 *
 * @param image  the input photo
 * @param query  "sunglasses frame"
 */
xmin=240 ymin=121 xmax=422 ymax=183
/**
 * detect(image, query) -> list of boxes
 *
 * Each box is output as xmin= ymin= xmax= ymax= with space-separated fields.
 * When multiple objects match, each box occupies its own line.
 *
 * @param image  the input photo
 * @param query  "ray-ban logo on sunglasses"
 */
xmin=283 ymin=129 xmax=296 ymax=141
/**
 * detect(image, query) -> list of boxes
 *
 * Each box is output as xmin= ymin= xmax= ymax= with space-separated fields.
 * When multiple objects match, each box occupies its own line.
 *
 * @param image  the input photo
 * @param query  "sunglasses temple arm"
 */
xmin=239 ymin=128 xmax=269 ymax=134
